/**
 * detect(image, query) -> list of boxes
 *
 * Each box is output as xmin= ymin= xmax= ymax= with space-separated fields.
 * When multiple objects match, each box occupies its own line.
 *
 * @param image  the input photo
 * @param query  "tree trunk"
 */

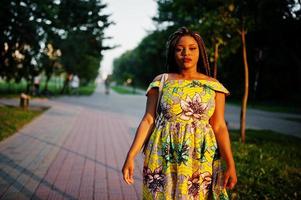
xmin=41 ymin=75 xmax=51 ymax=96
xmin=61 ymin=73 xmax=71 ymax=94
xmin=44 ymin=75 xmax=50 ymax=92
xmin=26 ymin=77 xmax=33 ymax=95
xmin=213 ymin=42 xmax=219 ymax=79
xmin=240 ymin=27 xmax=249 ymax=144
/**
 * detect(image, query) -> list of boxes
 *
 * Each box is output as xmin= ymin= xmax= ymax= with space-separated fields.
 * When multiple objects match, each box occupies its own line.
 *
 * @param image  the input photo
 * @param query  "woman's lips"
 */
xmin=183 ymin=58 xmax=192 ymax=63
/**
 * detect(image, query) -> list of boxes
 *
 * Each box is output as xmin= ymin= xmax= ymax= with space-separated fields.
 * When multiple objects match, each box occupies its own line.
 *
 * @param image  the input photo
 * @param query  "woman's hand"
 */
xmin=122 ymin=156 xmax=135 ymax=185
xmin=223 ymin=167 xmax=237 ymax=189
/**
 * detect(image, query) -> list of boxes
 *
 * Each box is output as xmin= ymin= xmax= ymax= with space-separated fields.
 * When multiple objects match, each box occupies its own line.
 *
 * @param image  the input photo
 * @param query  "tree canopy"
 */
xmin=113 ymin=0 xmax=301 ymax=103
xmin=0 ymin=0 xmax=114 ymax=89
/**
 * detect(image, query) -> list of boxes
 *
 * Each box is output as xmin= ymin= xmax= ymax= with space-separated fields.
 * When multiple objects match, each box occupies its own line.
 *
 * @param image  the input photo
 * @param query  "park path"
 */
xmin=0 ymin=82 xmax=300 ymax=200
xmin=0 ymin=84 xmax=145 ymax=200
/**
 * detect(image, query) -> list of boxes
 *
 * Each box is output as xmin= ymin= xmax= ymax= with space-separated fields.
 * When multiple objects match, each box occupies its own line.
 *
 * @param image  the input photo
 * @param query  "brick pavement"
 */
xmin=0 ymin=84 xmax=144 ymax=200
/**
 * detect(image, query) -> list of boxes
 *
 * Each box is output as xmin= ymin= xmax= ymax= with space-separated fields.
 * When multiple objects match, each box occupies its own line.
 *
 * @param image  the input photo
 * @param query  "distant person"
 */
xmin=33 ymin=75 xmax=41 ymax=96
xmin=122 ymin=27 xmax=237 ymax=199
xmin=70 ymin=74 xmax=80 ymax=95
xmin=104 ymin=76 xmax=110 ymax=95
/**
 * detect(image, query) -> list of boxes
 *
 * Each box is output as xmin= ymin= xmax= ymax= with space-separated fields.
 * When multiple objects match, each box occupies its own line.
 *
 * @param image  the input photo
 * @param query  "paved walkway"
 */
xmin=0 ymin=83 xmax=300 ymax=200
xmin=0 ymin=84 xmax=145 ymax=200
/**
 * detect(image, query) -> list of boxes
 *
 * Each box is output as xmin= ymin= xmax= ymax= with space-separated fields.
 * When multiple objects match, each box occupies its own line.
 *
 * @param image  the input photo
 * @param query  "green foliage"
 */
xmin=0 ymin=0 xmax=113 ymax=90
xmin=0 ymin=82 xmax=28 ymax=99
xmin=78 ymin=55 xmax=101 ymax=84
xmin=113 ymin=30 xmax=172 ymax=87
xmin=111 ymin=86 xmax=135 ymax=95
xmin=0 ymin=0 xmax=45 ymax=82
xmin=113 ymin=0 xmax=301 ymax=103
xmin=56 ymin=0 xmax=113 ymax=83
xmin=228 ymin=129 xmax=301 ymax=199
xmin=0 ymin=77 xmax=96 ymax=97
xmin=77 ymin=82 xmax=97 ymax=96
xmin=0 ymin=106 xmax=45 ymax=141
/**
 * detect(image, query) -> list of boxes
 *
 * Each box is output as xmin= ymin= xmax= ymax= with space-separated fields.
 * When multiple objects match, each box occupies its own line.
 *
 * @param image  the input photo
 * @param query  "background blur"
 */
xmin=1 ymin=0 xmax=301 ymax=107
xmin=1 ymin=1 xmax=301 ymax=200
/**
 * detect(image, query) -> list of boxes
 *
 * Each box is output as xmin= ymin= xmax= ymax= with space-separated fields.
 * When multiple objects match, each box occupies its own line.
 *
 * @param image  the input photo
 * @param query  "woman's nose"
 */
xmin=182 ymin=48 xmax=189 ymax=56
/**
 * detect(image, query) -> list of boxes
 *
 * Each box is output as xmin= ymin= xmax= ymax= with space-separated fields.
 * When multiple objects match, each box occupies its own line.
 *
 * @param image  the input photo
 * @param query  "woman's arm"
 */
xmin=209 ymin=92 xmax=237 ymax=189
xmin=127 ymin=89 xmax=158 ymax=158
xmin=122 ymin=86 xmax=159 ymax=185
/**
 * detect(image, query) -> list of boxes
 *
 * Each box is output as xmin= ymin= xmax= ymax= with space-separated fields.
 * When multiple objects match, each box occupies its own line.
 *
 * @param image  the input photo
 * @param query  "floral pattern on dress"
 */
xmin=180 ymin=93 xmax=209 ymax=121
xmin=161 ymin=136 xmax=190 ymax=165
xmin=161 ymin=101 xmax=172 ymax=120
xmin=143 ymin=165 xmax=166 ymax=198
xmin=188 ymin=171 xmax=200 ymax=199
xmin=143 ymin=78 xmax=230 ymax=200
xmin=200 ymin=171 xmax=213 ymax=196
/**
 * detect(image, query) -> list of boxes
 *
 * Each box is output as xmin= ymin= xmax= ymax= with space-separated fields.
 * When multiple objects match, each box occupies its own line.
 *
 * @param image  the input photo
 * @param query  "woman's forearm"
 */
xmin=214 ymin=125 xmax=235 ymax=169
xmin=127 ymin=119 xmax=154 ymax=159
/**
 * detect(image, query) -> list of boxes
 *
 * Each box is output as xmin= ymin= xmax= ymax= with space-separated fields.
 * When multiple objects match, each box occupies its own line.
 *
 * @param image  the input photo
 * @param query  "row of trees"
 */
xmin=0 ymin=0 xmax=114 ymax=93
xmin=113 ymin=0 xmax=301 ymax=142
xmin=114 ymin=0 xmax=301 ymax=98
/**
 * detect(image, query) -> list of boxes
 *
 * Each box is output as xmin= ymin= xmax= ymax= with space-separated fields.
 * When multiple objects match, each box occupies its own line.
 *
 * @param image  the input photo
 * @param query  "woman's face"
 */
xmin=174 ymin=36 xmax=199 ymax=71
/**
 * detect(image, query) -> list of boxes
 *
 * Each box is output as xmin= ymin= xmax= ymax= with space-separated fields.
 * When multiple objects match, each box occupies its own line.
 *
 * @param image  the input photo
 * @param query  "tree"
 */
xmin=0 ymin=0 xmax=114 ymax=95
xmin=0 ymin=0 xmax=54 ymax=84
xmin=113 ymin=0 xmax=301 ymax=119
xmin=40 ymin=43 xmax=62 ymax=93
xmin=55 ymin=0 xmax=114 ymax=92
xmin=113 ymin=30 xmax=170 ymax=87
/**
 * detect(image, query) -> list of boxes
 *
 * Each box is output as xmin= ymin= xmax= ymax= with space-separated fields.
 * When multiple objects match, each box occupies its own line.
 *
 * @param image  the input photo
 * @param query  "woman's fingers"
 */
xmin=122 ymin=157 xmax=135 ymax=185
xmin=129 ymin=167 xmax=134 ymax=184
xmin=223 ymin=172 xmax=230 ymax=189
xmin=122 ymin=167 xmax=134 ymax=185
xmin=223 ymin=173 xmax=237 ymax=189
xmin=228 ymin=174 xmax=237 ymax=189
xmin=223 ymin=167 xmax=237 ymax=190
xmin=228 ymin=181 xmax=235 ymax=189
xmin=123 ymin=168 xmax=130 ymax=184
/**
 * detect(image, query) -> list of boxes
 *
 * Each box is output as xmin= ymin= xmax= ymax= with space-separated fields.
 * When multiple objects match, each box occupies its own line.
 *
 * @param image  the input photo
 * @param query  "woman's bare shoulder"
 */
xmin=208 ymin=77 xmax=219 ymax=82
xmin=197 ymin=73 xmax=219 ymax=82
xmin=152 ymin=73 xmax=166 ymax=81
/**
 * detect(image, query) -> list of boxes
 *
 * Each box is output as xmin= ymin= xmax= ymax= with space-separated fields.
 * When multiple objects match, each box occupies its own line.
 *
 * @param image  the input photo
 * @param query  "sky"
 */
xmin=100 ymin=0 xmax=157 ymax=79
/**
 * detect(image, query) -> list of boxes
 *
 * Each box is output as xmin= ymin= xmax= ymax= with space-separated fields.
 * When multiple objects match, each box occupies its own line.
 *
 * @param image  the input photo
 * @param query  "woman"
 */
xmin=122 ymin=27 xmax=237 ymax=199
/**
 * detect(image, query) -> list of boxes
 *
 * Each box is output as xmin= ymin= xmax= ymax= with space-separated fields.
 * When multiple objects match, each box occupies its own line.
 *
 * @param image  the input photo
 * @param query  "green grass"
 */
xmin=0 ymin=79 xmax=96 ymax=97
xmin=0 ymin=106 xmax=46 ymax=142
xmin=111 ymin=85 xmax=138 ymax=94
xmin=228 ymin=129 xmax=301 ymax=200
xmin=76 ymin=83 xmax=96 ymax=95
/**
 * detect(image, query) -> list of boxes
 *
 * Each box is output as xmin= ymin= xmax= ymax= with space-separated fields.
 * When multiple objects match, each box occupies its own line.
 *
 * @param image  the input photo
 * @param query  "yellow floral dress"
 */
xmin=143 ymin=79 xmax=230 ymax=200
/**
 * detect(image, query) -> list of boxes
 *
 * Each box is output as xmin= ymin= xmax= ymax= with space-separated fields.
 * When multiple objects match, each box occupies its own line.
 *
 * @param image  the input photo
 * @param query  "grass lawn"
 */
xmin=76 ymin=83 xmax=96 ymax=96
xmin=228 ymin=129 xmax=301 ymax=200
xmin=0 ymin=78 xmax=96 ymax=97
xmin=0 ymin=106 xmax=46 ymax=142
xmin=111 ymin=85 xmax=139 ymax=95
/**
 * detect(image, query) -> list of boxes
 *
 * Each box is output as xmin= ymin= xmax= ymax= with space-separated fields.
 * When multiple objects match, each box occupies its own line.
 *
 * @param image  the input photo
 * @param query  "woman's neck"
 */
xmin=178 ymin=68 xmax=199 ymax=79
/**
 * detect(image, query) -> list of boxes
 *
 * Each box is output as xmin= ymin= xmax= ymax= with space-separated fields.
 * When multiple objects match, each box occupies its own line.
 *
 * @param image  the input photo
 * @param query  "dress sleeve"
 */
xmin=207 ymin=81 xmax=230 ymax=96
xmin=145 ymin=80 xmax=160 ymax=96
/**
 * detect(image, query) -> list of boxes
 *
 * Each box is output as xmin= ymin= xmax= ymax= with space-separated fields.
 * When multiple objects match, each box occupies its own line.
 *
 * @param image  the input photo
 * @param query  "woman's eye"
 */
xmin=175 ymin=48 xmax=182 ymax=52
xmin=190 ymin=48 xmax=197 ymax=50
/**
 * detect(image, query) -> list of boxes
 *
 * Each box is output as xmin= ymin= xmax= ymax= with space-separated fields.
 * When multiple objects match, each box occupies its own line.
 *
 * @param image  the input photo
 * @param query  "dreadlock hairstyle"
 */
xmin=165 ymin=27 xmax=211 ymax=76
